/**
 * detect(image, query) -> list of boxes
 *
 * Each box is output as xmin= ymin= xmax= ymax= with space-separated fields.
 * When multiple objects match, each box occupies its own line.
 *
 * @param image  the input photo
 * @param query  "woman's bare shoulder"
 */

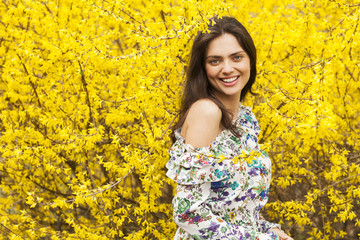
xmin=181 ymin=99 xmax=222 ymax=148
xmin=189 ymin=99 xmax=221 ymax=116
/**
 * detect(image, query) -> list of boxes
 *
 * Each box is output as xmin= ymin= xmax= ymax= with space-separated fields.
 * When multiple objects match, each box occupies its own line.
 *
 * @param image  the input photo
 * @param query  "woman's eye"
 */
xmin=234 ymin=55 xmax=243 ymax=61
xmin=209 ymin=59 xmax=220 ymax=65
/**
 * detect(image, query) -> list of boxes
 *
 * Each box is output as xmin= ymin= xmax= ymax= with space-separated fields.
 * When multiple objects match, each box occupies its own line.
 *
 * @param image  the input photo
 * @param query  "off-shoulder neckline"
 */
xmin=175 ymin=104 xmax=248 ymax=151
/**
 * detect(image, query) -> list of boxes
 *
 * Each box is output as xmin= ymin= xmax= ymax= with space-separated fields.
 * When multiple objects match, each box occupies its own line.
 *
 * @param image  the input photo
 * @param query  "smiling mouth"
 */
xmin=220 ymin=76 xmax=238 ymax=83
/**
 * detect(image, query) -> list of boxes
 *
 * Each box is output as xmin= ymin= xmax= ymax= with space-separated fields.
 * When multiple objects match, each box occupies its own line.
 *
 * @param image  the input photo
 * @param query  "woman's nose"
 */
xmin=222 ymin=60 xmax=234 ymax=73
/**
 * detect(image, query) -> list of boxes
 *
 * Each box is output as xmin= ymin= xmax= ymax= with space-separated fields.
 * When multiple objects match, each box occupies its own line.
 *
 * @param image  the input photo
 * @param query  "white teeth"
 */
xmin=221 ymin=76 xmax=238 ymax=83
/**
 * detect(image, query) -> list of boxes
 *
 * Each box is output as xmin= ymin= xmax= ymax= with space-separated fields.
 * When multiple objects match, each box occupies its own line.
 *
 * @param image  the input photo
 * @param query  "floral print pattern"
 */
xmin=166 ymin=105 xmax=281 ymax=239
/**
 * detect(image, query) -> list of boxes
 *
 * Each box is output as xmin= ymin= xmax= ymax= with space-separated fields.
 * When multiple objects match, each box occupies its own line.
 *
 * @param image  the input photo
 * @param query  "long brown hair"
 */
xmin=172 ymin=16 xmax=257 ymax=141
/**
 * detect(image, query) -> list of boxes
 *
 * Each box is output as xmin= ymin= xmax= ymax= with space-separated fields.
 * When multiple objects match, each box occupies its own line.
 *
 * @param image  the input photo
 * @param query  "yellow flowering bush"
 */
xmin=0 ymin=0 xmax=359 ymax=239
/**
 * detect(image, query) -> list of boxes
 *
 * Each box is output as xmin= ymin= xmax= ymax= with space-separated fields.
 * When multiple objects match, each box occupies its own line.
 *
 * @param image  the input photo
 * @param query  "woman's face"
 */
xmin=205 ymin=33 xmax=251 ymax=101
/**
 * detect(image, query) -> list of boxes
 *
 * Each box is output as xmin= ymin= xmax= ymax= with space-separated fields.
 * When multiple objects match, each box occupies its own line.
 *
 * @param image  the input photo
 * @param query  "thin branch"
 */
xmin=277 ymin=87 xmax=313 ymax=101
xmin=78 ymin=60 xmax=94 ymax=126
xmin=85 ymin=151 xmax=98 ymax=189
xmin=266 ymin=102 xmax=292 ymax=119
xmin=142 ymin=110 xmax=154 ymax=136
xmin=315 ymin=173 xmax=360 ymax=196
xmin=0 ymin=223 xmax=26 ymax=239
xmin=344 ymin=65 xmax=357 ymax=82
xmin=40 ymin=166 xmax=134 ymax=206
xmin=29 ymin=80 xmax=42 ymax=107
xmin=16 ymin=54 xmax=42 ymax=107
xmin=349 ymin=154 xmax=360 ymax=160
xmin=95 ymin=44 xmax=162 ymax=60
xmin=41 ymin=1 xmax=53 ymax=15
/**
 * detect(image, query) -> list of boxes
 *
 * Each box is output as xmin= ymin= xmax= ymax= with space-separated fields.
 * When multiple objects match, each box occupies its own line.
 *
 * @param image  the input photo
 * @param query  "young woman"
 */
xmin=166 ymin=17 xmax=293 ymax=240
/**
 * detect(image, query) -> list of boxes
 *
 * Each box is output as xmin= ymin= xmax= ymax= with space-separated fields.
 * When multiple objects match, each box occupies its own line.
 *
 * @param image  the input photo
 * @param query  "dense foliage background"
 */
xmin=0 ymin=0 xmax=359 ymax=239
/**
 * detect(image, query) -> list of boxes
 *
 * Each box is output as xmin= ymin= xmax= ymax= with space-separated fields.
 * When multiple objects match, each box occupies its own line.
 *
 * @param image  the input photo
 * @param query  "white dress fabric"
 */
xmin=166 ymin=105 xmax=281 ymax=240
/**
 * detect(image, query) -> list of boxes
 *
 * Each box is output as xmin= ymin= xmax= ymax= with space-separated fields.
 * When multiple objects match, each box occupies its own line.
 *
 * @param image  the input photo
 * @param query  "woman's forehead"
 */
xmin=206 ymin=33 xmax=244 ymax=57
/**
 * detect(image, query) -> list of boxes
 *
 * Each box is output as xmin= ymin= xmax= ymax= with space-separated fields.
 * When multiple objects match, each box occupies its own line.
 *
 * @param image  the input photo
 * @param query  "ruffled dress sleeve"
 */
xmin=166 ymin=135 xmax=230 ymax=185
xmin=166 ymin=130 xmax=258 ymax=239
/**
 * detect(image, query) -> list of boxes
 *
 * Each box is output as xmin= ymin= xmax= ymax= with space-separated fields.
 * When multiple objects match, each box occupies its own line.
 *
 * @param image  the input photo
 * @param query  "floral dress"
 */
xmin=166 ymin=105 xmax=281 ymax=240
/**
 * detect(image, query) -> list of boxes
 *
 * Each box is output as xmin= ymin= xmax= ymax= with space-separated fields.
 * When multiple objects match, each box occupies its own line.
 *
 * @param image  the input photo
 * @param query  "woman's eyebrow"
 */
xmin=230 ymin=51 xmax=246 ymax=56
xmin=205 ymin=55 xmax=222 ymax=59
xmin=206 ymin=51 xmax=246 ymax=59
